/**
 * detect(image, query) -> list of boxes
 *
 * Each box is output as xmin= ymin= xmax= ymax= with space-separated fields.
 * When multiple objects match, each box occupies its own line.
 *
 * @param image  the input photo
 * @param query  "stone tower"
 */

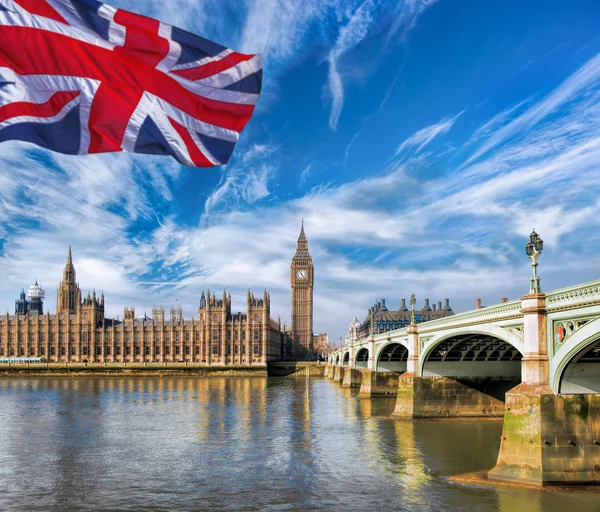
xmin=290 ymin=220 xmax=314 ymax=356
xmin=56 ymin=245 xmax=81 ymax=315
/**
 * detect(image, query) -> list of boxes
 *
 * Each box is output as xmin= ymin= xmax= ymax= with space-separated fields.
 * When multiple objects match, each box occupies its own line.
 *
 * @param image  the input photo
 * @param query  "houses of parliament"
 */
xmin=0 ymin=224 xmax=316 ymax=364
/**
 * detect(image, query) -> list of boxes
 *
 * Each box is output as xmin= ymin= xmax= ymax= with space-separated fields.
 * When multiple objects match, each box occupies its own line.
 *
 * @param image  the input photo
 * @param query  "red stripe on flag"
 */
xmin=87 ymin=82 xmax=143 ymax=153
xmin=173 ymin=53 xmax=254 ymax=81
xmin=168 ymin=117 xmax=214 ymax=167
xmin=114 ymin=10 xmax=170 ymax=69
xmin=11 ymin=0 xmax=67 ymax=24
xmin=0 ymin=91 xmax=80 ymax=124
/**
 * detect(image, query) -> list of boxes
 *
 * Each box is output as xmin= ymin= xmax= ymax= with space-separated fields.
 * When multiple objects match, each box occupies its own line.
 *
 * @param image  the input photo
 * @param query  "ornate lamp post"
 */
xmin=410 ymin=293 xmax=416 ymax=324
xmin=525 ymin=229 xmax=544 ymax=294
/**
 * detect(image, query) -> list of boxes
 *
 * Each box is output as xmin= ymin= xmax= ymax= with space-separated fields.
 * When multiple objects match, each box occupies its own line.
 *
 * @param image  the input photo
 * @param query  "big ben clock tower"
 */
xmin=290 ymin=220 xmax=314 ymax=356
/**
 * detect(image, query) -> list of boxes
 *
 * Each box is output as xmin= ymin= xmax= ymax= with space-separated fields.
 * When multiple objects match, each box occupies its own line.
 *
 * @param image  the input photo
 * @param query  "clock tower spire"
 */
xmin=290 ymin=220 xmax=314 ymax=358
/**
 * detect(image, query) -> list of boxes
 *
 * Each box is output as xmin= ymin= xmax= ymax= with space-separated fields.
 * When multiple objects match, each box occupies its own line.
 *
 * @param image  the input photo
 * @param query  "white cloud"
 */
xmin=464 ymin=51 xmax=600 ymax=166
xmin=395 ymin=111 xmax=462 ymax=157
xmin=327 ymin=1 xmax=375 ymax=131
xmin=299 ymin=163 xmax=313 ymax=186
xmin=385 ymin=0 xmax=439 ymax=46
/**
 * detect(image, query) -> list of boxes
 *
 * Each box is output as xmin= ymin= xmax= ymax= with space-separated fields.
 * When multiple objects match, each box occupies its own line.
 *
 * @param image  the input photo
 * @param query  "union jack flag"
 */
xmin=0 ymin=0 xmax=262 ymax=166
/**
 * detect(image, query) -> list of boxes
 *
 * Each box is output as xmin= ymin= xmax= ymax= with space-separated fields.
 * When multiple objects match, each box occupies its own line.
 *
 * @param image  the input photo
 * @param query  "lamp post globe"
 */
xmin=525 ymin=229 xmax=543 ymax=294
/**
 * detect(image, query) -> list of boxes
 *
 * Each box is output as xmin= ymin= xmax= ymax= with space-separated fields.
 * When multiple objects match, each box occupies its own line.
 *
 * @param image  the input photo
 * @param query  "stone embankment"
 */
xmin=0 ymin=362 xmax=325 ymax=377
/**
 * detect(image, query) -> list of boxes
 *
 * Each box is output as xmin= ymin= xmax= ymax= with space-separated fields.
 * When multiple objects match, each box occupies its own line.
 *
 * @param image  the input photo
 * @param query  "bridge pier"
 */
xmin=333 ymin=366 xmax=345 ymax=383
xmin=390 ymin=374 xmax=505 ymax=418
xmin=341 ymin=367 xmax=362 ymax=388
xmin=358 ymin=369 xmax=399 ymax=397
xmin=489 ymin=293 xmax=600 ymax=485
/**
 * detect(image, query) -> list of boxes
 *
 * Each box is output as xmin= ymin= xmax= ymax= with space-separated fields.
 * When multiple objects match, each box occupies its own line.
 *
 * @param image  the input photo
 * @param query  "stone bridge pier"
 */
xmin=488 ymin=292 xmax=600 ymax=486
xmin=330 ymin=279 xmax=600 ymax=485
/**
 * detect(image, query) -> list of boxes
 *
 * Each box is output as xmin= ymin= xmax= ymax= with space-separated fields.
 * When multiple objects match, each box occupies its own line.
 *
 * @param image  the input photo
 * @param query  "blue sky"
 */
xmin=1 ymin=0 xmax=600 ymax=342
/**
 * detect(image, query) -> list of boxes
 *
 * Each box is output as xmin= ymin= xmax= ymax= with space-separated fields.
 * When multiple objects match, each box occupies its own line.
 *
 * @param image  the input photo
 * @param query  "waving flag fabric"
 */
xmin=0 ymin=0 xmax=262 ymax=166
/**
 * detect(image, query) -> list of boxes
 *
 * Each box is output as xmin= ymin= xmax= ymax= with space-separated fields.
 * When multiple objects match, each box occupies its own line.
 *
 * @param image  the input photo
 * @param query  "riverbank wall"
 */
xmin=0 ymin=362 xmax=326 ymax=377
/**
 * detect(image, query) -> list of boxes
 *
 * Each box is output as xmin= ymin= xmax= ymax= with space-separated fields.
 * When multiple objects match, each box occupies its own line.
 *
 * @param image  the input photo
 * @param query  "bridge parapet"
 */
xmin=417 ymin=300 xmax=522 ymax=333
xmin=546 ymin=280 xmax=600 ymax=310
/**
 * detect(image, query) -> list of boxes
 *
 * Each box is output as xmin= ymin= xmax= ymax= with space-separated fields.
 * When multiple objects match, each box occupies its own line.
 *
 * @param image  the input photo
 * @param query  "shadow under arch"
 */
xmin=355 ymin=347 xmax=369 ymax=369
xmin=335 ymin=354 xmax=340 ymax=366
xmin=375 ymin=342 xmax=408 ymax=373
xmin=551 ymin=318 xmax=600 ymax=393
xmin=419 ymin=331 xmax=523 ymax=401
xmin=342 ymin=351 xmax=350 ymax=367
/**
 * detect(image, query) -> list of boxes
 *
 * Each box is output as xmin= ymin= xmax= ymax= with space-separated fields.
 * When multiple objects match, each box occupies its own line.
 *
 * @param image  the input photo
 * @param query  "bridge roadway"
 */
xmin=326 ymin=280 xmax=600 ymax=486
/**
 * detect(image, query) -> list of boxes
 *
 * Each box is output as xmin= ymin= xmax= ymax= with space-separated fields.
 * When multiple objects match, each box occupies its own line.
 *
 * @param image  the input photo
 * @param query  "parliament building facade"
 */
xmin=0 ymin=224 xmax=316 ymax=364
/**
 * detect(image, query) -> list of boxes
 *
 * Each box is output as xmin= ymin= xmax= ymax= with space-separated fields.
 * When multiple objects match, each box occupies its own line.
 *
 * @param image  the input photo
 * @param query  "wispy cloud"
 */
xmin=385 ymin=0 xmax=439 ymax=46
xmin=464 ymin=52 xmax=600 ymax=166
xmin=327 ymin=1 xmax=375 ymax=131
xmin=395 ymin=111 xmax=463 ymax=157
xmin=299 ymin=163 xmax=313 ymax=186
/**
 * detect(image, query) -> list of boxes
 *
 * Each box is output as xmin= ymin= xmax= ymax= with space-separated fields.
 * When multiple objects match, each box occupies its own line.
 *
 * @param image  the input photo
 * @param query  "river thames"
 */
xmin=0 ymin=376 xmax=598 ymax=512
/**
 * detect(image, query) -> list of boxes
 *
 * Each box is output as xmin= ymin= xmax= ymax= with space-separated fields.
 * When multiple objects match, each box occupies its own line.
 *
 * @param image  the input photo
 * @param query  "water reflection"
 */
xmin=0 ymin=376 xmax=599 ymax=512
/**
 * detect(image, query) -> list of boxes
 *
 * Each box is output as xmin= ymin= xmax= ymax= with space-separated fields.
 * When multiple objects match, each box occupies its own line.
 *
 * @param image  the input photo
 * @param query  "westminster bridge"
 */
xmin=326 ymin=279 xmax=600 ymax=486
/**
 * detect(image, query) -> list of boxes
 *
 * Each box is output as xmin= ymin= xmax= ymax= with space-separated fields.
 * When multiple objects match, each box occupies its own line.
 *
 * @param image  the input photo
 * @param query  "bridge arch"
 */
xmin=418 ymin=328 xmax=523 ymax=401
xmin=335 ymin=354 xmax=340 ymax=366
xmin=419 ymin=325 xmax=524 ymax=376
xmin=551 ymin=317 xmax=600 ymax=394
xmin=375 ymin=341 xmax=408 ymax=373
xmin=355 ymin=347 xmax=369 ymax=369
xmin=342 ymin=351 xmax=350 ymax=367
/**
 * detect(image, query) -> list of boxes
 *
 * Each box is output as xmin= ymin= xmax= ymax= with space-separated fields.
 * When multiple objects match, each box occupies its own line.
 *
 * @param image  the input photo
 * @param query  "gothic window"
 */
xmin=185 ymin=346 xmax=190 ymax=355
xmin=71 ymin=347 xmax=76 ymax=356
xmin=227 ymin=344 xmax=231 ymax=355
xmin=212 ymin=329 xmax=220 ymax=342
xmin=9 ymin=348 xmax=14 ymax=356
xmin=125 ymin=346 xmax=131 ymax=356
xmin=234 ymin=345 xmax=239 ymax=355
xmin=165 ymin=333 xmax=170 ymax=342
xmin=242 ymin=330 xmax=246 ymax=340
xmin=40 ymin=347 xmax=45 ymax=356
xmin=29 ymin=347 xmax=35 ymax=356
xmin=60 ymin=347 xmax=65 ymax=356
xmin=165 ymin=346 xmax=170 ymax=355
xmin=135 ymin=332 xmax=141 ymax=342
xmin=134 ymin=346 xmax=140 ymax=355
xmin=115 ymin=333 xmax=120 ymax=342
xmin=50 ymin=347 xmax=55 ymax=356
xmin=82 ymin=347 xmax=88 ymax=356
xmin=185 ymin=332 xmax=190 ymax=342
xmin=175 ymin=346 xmax=180 ymax=355
xmin=155 ymin=346 xmax=161 ymax=355
xmin=213 ymin=314 xmax=219 ymax=322
xmin=176 ymin=331 xmax=180 ymax=342
xmin=253 ymin=314 xmax=259 ymax=322
xmin=96 ymin=346 xmax=102 ymax=356
xmin=195 ymin=332 xmax=200 ymax=342
xmin=115 ymin=346 xmax=121 ymax=355
xmin=254 ymin=327 xmax=260 ymax=341
xmin=105 ymin=347 xmax=111 ymax=356
xmin=253 ymin=344 xmax=260 ymax=355
xmin=195 ymin=346 xmax=200 ymax=355
xmin=212 ymin=343 xmax=219 ymax=355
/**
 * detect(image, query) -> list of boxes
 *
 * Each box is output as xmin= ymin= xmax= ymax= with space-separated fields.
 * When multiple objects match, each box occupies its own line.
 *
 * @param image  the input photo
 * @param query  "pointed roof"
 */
xmin=67 ymin=245 xmax=73 ymax=266
xmin=298 ymin=219 xmax=307 ymax=243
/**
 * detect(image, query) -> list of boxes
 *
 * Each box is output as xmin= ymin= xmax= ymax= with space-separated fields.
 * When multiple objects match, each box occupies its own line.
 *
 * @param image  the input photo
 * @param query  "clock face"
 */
xmin=296 ymin=269 xmax=308 ymax=280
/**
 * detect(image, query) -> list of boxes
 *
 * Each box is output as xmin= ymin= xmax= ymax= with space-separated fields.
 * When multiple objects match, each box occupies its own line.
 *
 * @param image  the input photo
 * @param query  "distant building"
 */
xmin=313 ymin=333 xmax=332 ymax=358
xmin=0 ymin=247 xmax=295 ymax=364
xmin=357 ymin=297 xmax=454 ymax=338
